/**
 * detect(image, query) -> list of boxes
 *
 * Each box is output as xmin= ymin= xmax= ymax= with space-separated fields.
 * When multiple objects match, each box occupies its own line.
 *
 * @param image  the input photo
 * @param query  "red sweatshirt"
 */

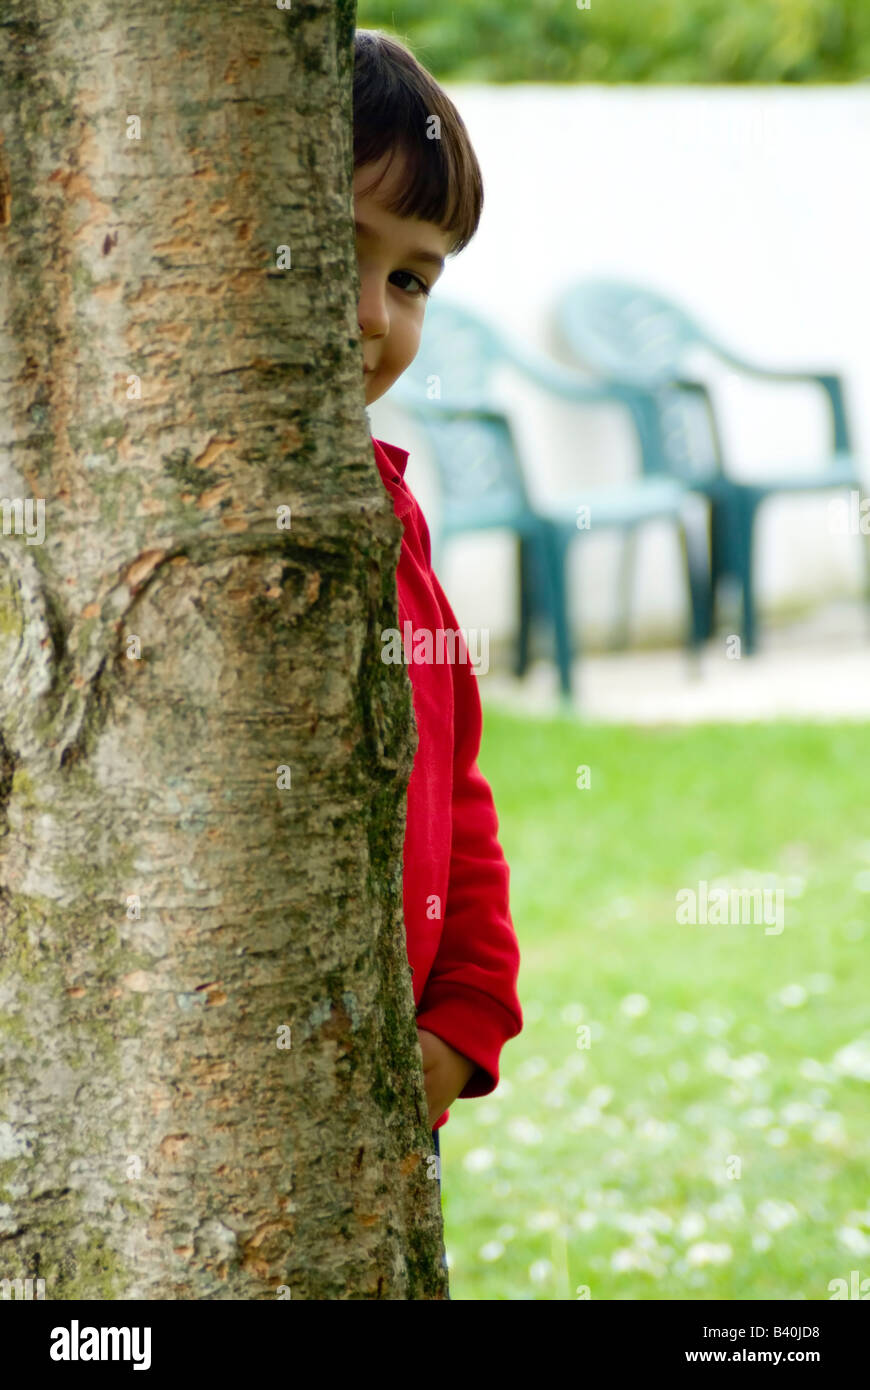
xmin=372 ymin=435 xmax=523 ymax=1130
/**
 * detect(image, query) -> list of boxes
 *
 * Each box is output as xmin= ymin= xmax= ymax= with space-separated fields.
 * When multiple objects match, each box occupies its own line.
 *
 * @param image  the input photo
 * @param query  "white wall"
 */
xmin=367 ymin=86 xmax=870 ymax=653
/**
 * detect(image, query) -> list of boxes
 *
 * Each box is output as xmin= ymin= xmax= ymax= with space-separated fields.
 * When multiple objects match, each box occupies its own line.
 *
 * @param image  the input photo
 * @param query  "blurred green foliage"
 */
xmin=356 ymin=0 xmax=870 ymax=82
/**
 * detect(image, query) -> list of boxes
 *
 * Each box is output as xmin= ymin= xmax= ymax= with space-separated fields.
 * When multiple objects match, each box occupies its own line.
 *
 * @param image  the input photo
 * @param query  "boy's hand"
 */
xmin=416 ymin=1027 xmax=476 ymax=1128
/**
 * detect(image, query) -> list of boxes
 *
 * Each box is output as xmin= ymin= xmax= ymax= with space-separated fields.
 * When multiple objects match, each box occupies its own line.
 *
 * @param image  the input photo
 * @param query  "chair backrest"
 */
xmin=555 ymin=279 xmax=703 ymax=382
xmin=390 ymin=299 xmax=535 ymax=525
xmin=555 ymin=279 xmax=722 ymax=483
xmin=397 ymin=297 xmax=506 ymax=403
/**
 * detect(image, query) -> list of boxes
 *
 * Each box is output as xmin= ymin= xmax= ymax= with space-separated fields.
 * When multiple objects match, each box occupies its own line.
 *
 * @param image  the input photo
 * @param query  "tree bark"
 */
xmin=0 ymin=0 xmax=446 ymax=1299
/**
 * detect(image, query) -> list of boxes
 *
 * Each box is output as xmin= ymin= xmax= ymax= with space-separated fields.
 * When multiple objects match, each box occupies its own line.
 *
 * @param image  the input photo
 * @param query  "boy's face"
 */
xmin=354 ymin=152 xmax=452 ymax=406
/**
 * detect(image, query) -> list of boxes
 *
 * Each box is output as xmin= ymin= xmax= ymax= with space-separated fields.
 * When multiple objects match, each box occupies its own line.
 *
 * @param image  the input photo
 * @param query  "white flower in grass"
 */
xmin=832 ymin=1039 xmax=870 ymax=1081
xmin=529 ymin=1259 xmax=553 ymax=1285
xmin=806 ymin=973 xmax=832 ymax=993
xmin=611 ymin=1247 xmax=644 ymax=1272
xmin=619 ymin=1228 xmax=653 ymax=1262
xmin=784 ymin=875 xmax=806 ymax=898
xmin=755 ymin=1199 xmax=799 ymax=1231
xmin=778 ymin=983 xmax=808 ymax=1009
xmin=853 ymin=869 xmax=870 ymax=893
xmin=766 ymin=1127 xmax=790 ymax=1146
xmin=636 ymin=1117 xmax=678 ymax=1145
xmin=516 ymin=1056 xmax=549 ymax=1081
xmin=644 ymin=1208 xmax=674 ymax=1234
xmin=561 ymin=1002 xmax=586 ymax=1025
xmin=798 ymin=1057 xmax=828 ymax=1082
xmin=562 ymin=1053 xmax=589 ymax=1076
xmin=620 ymin=993 xmax=649 ymax=1019
xmin=675 ymin=1013 xmax=698 ymax=1033
xmin=707 ymin=1194 xmax=744 ymax=1226
xmin=813 ymin=1113 xmax=847 ymax=1145
xmin=731 ymin=1053 xmax=769 ymax=1080
xmin=705 ymin=1046 xmax=731 ymax=1075
xmin=574 ymin=1210 xmax=598 ymax=1231
xmin=463 ymin=1148 xmax=495 ymax=1173
xmin=752 ymin=1232 xmax=772 ymax=1252
xmin=601 ymin=1188 xmax=625 ymax=1208
xmin=678 ymin=1213 xmax=706 ymax=1241
xmin=526 ymin=1210 xmax=560 ymax=1232
xmin=507 ymin=1117 xmax=543 ymax=1146
xmin=479 ymin=1241 xmax=504 ymax=1262
xmin=611 ymin=1247 xmax=666 ymax=1276
xmin=743 ymin=1106 xmax=775 ymax=1128
xmin=844 ymin=1208 xmax=870 ymax=1230
xmin=704 ymin=1015 xmax=731 ymax=1037
xmin=686 ymin=1242 xmax=732 ymax=1267
xmin=588 ymin=1085 xmax=614 ymax=1109
xmin=780 ymin=1101 xmax=817 ymax=1126
xmin=837 ymin=1226 xmax=870 ymax=1256
xmin=568 ymin=1106 xmax=600 ymax=1130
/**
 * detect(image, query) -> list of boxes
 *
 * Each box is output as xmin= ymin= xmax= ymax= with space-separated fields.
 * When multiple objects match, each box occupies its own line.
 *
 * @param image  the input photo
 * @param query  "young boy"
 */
xmin=353 ymin=31 xmax=523 ymax=1156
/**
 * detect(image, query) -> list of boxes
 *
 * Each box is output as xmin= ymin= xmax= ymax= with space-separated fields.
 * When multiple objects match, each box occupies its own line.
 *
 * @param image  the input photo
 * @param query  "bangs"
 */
xmin=353 ymin=31 xmax=483 ymax=257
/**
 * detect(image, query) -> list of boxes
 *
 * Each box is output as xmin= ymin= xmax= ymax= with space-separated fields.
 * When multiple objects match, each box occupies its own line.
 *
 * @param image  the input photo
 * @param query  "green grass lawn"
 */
xmin=439 ymin=709 xmax=870 ymax=1301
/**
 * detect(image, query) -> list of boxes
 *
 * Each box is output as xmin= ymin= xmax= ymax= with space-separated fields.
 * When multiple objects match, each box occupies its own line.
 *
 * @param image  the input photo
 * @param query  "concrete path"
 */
xmin=482 ymin=601 xmax=870 ymax=723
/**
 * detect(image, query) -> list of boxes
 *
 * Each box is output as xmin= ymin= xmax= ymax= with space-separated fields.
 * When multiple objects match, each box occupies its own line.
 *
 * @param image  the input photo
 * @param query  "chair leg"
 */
xmin=541 ymin=527 xmax=574 ymax=698
xmin=516 ymin=534 xmax=533 ymax=678
xmin=708 ymin=495 xmax=736 ymax=641
xmin=612 ymin=528 xmax=637 ymax=651
xmin=735 ymin=491 xmax=761 ymax=656
xmin=677 ymin=515 xmax=711 ymax=654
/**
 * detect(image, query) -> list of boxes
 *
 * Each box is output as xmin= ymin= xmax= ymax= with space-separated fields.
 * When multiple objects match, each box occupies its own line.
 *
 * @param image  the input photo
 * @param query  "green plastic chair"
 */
xmin=388 ymin=298 xmax=710 ymax=697
xmin=554 ymin=278 xmax=869 ymax=653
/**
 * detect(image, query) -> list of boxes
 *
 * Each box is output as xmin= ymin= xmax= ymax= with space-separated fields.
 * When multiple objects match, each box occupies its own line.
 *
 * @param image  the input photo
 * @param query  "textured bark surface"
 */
xmin=0 ymin=0 xmax=447 ymax=1298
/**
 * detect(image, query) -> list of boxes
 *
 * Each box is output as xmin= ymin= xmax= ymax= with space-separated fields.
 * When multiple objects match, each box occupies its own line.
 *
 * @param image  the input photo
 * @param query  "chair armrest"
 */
xmin=391 ymin=348 xmax=646 ymax=426
xmin=389 ymin=392 xmax=508 ymax=427
xmin=668 ymin=378 xmax=727 ymax=475
xmin=705 ymin=349 xmax=852 ymax=455
xmin=503 ymin=337 xmax=642 ymax=408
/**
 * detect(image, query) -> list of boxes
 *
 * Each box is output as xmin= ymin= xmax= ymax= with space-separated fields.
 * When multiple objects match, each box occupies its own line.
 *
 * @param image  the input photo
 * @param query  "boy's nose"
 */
xmin=358 ymin=276 xmax=389 ymax=340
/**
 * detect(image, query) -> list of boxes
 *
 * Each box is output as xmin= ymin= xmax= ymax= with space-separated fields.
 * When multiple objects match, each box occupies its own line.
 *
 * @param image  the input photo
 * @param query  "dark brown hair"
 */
xmin=353 ymin=29 xmax=484 ymax=256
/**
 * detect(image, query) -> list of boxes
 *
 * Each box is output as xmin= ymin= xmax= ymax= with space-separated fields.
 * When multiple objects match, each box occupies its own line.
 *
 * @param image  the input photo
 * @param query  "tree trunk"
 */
xmin=0 ymin=0 xmax=446 ymax=1299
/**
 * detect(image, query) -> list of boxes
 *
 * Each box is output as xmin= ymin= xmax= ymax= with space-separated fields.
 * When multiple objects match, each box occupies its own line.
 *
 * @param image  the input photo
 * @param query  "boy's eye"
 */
xmin=389 ymin=269 xmax=430 ymax=298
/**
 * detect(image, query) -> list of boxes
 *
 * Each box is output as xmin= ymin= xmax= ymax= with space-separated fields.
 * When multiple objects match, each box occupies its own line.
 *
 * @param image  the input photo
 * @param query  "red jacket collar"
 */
xmin=372 ymin=436 xmax=410 ymax=481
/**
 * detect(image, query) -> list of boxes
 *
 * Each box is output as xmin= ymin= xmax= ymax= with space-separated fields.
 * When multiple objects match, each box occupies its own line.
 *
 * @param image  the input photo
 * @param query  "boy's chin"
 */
xmin=364 ymin=378 xmax=386 ymax=407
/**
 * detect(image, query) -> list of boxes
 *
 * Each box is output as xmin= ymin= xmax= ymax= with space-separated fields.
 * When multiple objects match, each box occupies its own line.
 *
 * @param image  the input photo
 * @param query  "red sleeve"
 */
xmin=414 ymin=571 xmax=523 ymax=1105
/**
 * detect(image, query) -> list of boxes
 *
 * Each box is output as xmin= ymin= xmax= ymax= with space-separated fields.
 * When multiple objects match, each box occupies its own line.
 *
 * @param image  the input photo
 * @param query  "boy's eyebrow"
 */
xmin=354 ymin=219 xmax=445 ymax=270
